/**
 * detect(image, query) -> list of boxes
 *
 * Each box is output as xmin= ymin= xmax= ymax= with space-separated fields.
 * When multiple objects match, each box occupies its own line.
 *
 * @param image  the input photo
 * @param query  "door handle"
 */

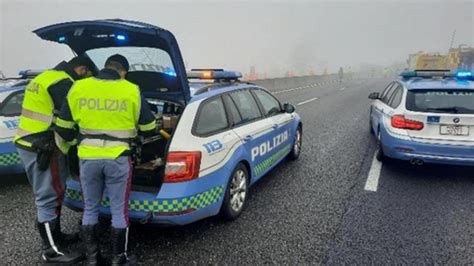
xmin=243 ymin=135 xmax=253 ymax=142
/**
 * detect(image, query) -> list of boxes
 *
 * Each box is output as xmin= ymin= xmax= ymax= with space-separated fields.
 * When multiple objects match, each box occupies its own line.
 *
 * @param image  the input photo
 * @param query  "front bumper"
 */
xmin=64 ymin=166 xmax=228 ymax=226
xmin=380 ymin=128 xmax=474 ymax=166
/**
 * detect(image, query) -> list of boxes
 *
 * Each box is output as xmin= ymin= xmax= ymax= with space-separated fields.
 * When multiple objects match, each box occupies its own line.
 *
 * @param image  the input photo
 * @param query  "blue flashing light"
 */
xmin=116 ymin=34 xmax=126 ymax=41
xmin=455 ymin=70 xmax=473 ymax=79
xmin=58 ymin=36 xmax=66 ymax=43
xmin=164 ymin=71 xmax=177 ymax=77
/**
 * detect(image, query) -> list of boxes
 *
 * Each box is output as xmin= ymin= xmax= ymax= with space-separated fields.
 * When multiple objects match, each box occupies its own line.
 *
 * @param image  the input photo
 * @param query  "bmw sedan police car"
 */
xmin=33 ymin=19 xmax=303 ymax=225
xmin=0 ymin=78 xmax=27 ymax=174
xmin=368 ymin=69 xmax=474 ymax=166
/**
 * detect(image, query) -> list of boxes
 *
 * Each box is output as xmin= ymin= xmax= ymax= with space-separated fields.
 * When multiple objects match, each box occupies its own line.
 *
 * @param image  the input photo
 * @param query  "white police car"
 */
xmin=369 ymin=69 xmax=474 ymax=166
xmin=0 ymin=78 xmax=28 ymax=174
xmin=33 ymin=19 xmax=303 ymax=225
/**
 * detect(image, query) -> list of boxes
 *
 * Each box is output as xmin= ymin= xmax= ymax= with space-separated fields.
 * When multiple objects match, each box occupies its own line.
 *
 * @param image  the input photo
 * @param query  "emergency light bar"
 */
xmin=400 ymin=69 xmax=474 ymax=81
xmin=187 ymin=69 xmax=242 ymax=80
xmin=19 ymin=69 xmax=43 ymax=78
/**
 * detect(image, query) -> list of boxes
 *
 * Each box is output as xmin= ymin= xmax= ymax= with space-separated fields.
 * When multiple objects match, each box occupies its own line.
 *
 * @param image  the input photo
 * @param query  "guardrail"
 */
xmin=248 ymin=73 xmax=351 ymax=93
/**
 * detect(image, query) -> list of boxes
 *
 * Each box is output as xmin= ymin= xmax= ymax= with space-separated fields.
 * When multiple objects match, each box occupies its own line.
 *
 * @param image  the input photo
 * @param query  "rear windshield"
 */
xmin=406 ymin=90 xmax=474 ymax=114
xmin=87 ymin=47 xmax=176 ymax=75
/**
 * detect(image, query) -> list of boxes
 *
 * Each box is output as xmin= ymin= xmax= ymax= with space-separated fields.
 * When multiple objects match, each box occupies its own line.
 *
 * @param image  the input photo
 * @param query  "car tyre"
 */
xmin=288 ymin=126 xmax=302 ymax=160
xmin=375 ymin=130 xmax=386 ymax=162
xmin=220 ymin=163 xmax=249 ymax=221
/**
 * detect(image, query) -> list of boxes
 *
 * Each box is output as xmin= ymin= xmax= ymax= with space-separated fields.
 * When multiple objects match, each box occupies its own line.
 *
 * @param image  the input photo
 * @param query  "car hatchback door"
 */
xmin=34 ymin=19 xmax=190 ymax=103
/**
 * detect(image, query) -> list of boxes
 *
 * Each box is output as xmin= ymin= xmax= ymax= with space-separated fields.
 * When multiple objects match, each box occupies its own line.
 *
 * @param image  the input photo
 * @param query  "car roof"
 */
xmin=0 ymin=79 xmax=28 ymax=93
xmin=189 ymin=82 xmax=257 ymax=103
xmin=399 ymin=78 xmax=474 ymax=90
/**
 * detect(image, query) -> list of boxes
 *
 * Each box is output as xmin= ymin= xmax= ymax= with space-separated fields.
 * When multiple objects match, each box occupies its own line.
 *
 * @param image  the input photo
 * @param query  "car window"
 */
xmin=379 ymin=83 xmax=393 ymax=100
xmin=381 ymin=83 xmax=396 ymax=104
xmin=194 ymin=97 xmax=229 ymax=136
xmin=388 ymin=86 xmax=403 ymax=108
xmin=229 ymin=90 xmax=262 ymax=124
xmin=223 ymin=94 xmax=243 ymax=125
xmin=252 ymin=89 xmax=282 ymax=117
xmin=0 ymin=91 xmax=24 ymax=116
xmin=406 ymin=89 xmax=474 ymax=114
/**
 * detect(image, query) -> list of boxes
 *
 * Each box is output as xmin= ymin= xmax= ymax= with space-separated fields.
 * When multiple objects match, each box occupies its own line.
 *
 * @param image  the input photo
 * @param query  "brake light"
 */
xmin=391 ymin=115 xmax=424 ymax=130
xmin=164 ymin=151 xmax=201 ymax=183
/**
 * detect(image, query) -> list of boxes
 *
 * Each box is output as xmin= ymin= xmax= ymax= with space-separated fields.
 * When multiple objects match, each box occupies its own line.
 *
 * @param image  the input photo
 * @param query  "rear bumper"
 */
xmin=0 ymin=142 xmax=23 ymax=174
xmin=380 ymin=127 xmax=474 ymax=166
xmin=64 ymin=165 xmax=229 ymax=226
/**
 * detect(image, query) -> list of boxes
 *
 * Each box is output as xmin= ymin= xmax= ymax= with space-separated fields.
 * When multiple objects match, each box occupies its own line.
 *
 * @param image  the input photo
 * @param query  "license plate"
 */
xmin=440 ymin=125 xmax=469 ymax=136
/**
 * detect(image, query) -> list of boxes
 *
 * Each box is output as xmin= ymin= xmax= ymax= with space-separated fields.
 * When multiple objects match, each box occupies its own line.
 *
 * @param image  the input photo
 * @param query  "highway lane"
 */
xmin=1 ymin=77 xmax=472 ymax=264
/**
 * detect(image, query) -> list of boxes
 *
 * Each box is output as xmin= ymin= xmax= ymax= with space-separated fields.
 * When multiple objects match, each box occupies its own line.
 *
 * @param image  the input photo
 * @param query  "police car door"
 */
xmin=224 ymin=90 xmax=274 ymax=180
xmin=251 ymin=88 xmax=293 ymax=159
xmin=372 ymin=82 xmax=396 ymax=131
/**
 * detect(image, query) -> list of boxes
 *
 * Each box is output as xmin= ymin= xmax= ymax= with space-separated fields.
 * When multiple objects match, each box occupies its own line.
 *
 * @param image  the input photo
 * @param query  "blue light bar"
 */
xmin=19 ymin=69 xmax=43 ymax=78
xmin=400 ymin=69 xmax=451 ymax=79
xmin=116 ymin=34 xmax=126 ymax=41
xmin=187 ymin=70 xmax=242 ymax=80
xmin=58 ymin=36 xmax=66 ymax=42
xmin=455 ymin=69 xmax=473 ymax=79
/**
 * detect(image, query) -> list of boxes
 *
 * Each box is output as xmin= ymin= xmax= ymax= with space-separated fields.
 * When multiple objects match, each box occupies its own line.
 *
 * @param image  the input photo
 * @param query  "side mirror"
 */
xmin=283 ymin=103 xmax=296 ymax=113
xmin=368 ymin=92 xmax=379 ymax=100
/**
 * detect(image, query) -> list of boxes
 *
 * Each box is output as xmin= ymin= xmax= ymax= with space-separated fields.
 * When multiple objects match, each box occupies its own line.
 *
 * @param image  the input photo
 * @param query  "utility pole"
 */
xmin=449 ymin=29 xmax=456 ymax=51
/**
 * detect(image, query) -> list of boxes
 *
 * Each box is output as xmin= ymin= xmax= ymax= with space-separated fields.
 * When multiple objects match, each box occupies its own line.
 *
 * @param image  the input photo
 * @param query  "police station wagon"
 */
xmin=0 ymin=78 xmax=29 ymax=174
xmin=33 ymin=19 xmax=303 ymax=225
xmin=368 ymin=69 xmax=474 ymax=166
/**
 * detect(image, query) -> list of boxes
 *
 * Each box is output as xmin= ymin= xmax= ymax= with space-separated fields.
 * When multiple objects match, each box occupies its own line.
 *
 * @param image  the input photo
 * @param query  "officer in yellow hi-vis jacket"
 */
xmin=14 ymin=56 xmax=94 ymax=264
xmin=55 ymin=54 xmax=157 ymax=265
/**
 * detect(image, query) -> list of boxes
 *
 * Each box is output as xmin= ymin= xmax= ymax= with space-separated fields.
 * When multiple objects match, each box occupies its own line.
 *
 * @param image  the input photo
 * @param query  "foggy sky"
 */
xmin=1 ymin=0 xmax=473 ymax=77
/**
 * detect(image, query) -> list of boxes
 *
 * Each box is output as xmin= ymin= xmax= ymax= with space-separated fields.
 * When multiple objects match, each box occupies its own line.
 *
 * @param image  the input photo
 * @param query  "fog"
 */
xmin=0 ymin=0 xmax=473 ymax=77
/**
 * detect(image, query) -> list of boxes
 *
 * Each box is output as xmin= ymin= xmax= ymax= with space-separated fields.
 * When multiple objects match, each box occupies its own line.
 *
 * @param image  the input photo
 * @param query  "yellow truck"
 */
xmin=407 ymin=52 xmax=448 ymax=70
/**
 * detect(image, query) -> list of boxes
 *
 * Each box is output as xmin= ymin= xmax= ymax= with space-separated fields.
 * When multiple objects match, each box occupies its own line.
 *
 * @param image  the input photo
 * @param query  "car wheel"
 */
xmin=288 ymin=126 xmax=302 ymax=160
xmin=375 ymin=130 xmax=386 ymax=162
xmin=220 ymin=163 xmax=249 ymax=220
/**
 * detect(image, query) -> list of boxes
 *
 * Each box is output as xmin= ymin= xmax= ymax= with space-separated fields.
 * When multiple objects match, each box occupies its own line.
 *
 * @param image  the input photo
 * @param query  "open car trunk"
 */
xmin=68 ymin=97 xmax=184 ymax=192
xmin=35 ymin=19 xmax=191 ymax=191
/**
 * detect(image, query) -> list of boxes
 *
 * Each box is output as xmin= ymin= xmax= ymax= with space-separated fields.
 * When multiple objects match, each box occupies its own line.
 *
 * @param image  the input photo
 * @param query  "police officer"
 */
xmin=55 ymin=54 xmax=156 ymax=265
xmin=14 ymin=56 xmax=95 ymax=264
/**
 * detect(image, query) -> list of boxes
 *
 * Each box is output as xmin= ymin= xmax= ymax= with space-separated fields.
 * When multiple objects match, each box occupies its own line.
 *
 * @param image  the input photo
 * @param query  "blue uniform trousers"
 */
xmin=79 ymin=156 xmax=132 ymax=229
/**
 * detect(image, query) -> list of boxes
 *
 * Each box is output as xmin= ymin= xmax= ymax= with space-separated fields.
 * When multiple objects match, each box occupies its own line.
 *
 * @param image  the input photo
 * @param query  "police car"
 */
xmin=33 ymin=19 xmax=303 ymax=225
xmin=368 ymin=69 xmax=474 ymax=166
xmin=0 ymin=77 xmax=30 ymax=174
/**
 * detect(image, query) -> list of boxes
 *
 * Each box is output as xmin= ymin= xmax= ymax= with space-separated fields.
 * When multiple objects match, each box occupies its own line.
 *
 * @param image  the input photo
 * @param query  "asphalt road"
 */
xmin=1 ymin=77 xmax=473 ymax=264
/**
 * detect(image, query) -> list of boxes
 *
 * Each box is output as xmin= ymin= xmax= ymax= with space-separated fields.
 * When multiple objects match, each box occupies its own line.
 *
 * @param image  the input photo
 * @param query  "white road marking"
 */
xmin=297 ymin=97 xmax=319 ymax=106
xmin=364 ymin=152 xmax=382 ymax=192
xmin=339 ymin=87 xmax=346 ymax=91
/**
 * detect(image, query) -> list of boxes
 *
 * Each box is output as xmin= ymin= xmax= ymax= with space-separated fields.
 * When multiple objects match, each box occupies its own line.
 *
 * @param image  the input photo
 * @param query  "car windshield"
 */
xmin=86 ymin=47 xmax=176 ymax=75
xmin=406 ymin=89 xmax=474 ymax=114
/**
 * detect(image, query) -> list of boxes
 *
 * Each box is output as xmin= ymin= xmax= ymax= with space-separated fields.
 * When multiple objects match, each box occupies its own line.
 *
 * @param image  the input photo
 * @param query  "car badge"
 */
xmin=453 ymin=118 xmax=460 ymax=124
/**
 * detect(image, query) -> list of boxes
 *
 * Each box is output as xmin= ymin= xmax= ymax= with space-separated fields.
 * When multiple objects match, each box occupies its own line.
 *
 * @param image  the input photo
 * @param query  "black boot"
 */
xmin=37 ymin=219 xmax=84 ymax=264
xmin=56 ymin=216 xmax=80 ymax=245
xmin=81 ymin=224 xmax=104 ymax=265
xmin=110 ymin=227 xmax=136 ymax=265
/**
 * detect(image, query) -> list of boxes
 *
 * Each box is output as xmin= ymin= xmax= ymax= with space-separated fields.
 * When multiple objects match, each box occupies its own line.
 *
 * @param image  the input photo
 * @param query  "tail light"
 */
xmin=164 ymin=151 xmax=201 ymax=183
xmin=391 ymin=115 xmax=424 ymax=130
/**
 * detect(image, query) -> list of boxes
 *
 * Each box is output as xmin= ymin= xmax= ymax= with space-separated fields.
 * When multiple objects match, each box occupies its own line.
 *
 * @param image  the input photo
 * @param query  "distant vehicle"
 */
xmin=33 ymin=19 xmax=303 ymax=225
xmin=368 ymin=69 xmax=474 ymax=166
xmin=0 ymin=77 xmax=30 ymax=174
xmin=407 ymin=52 xmax=448 ymax=70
